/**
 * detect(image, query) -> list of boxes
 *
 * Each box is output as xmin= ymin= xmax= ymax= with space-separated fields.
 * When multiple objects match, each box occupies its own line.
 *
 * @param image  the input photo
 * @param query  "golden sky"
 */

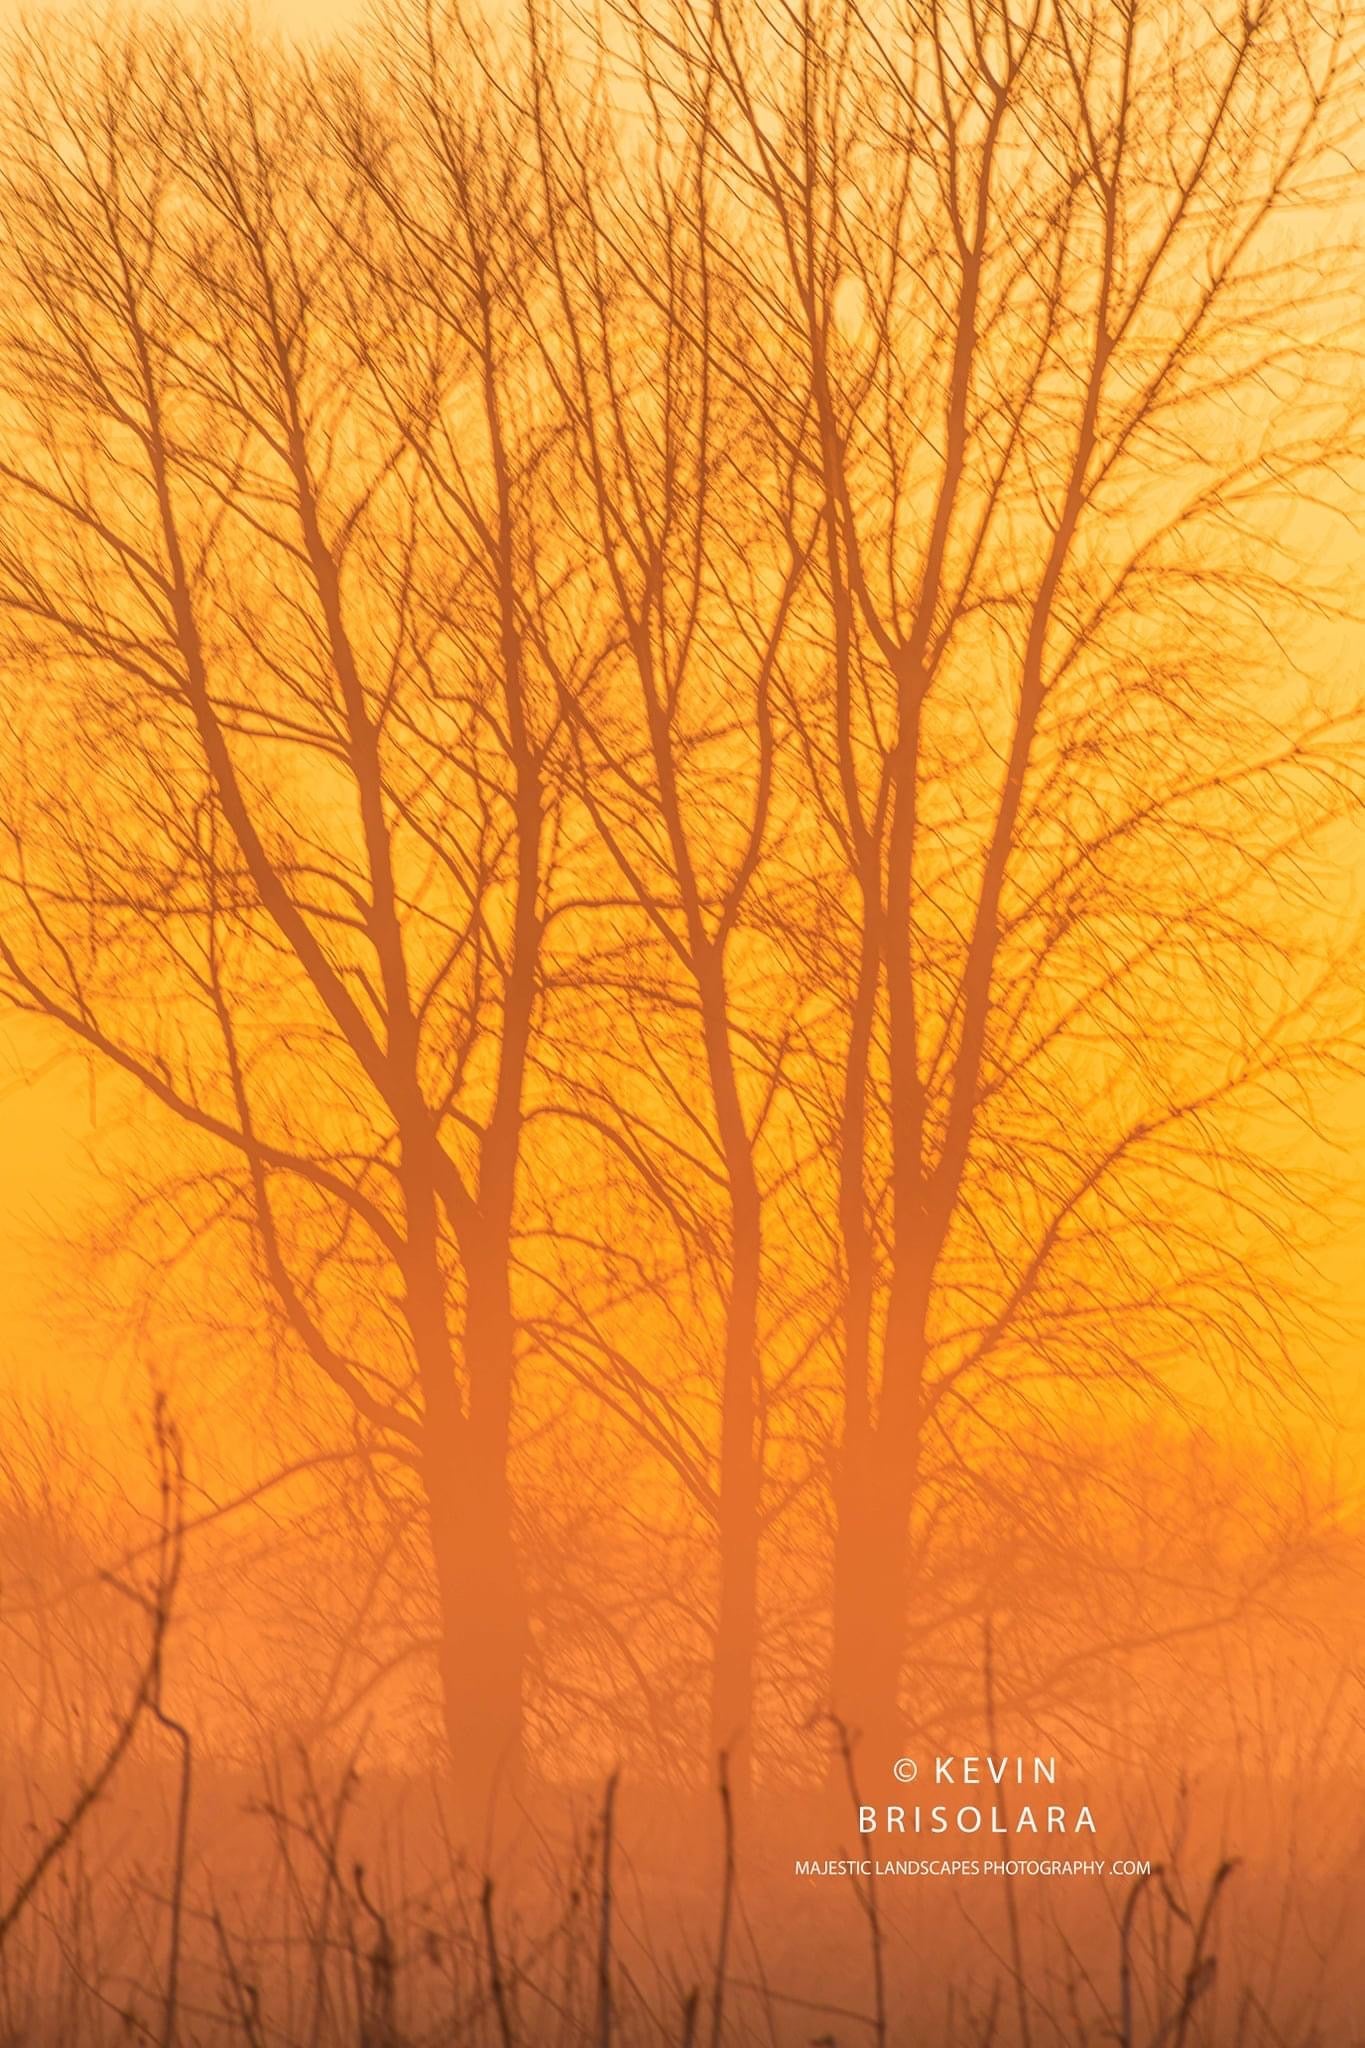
xmin=1 ymin=0 xmax=1363 ymax=1482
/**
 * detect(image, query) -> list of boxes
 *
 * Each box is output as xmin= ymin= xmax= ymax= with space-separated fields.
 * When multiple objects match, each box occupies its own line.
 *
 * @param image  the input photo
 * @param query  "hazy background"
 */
xmin=1 ymin=0 xmax=1364 ymax=2037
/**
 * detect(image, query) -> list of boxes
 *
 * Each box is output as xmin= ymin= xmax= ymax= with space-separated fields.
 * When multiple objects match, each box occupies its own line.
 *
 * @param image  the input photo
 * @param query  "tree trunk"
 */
xmin=406 ymin=1140 xmax=529 ymax=1836
xmin=709 ymin=1203 xmax=761 ymax=1792
xmin=425 ymin=1433 xmax=528 ymax=1837
xmin=699 ymin=962 xmax=763 ymax=1798
xmin=829 ymin=1430 xmax=911 ymax=1783
xmin=433 ymin=1236 xmax=529 ymax=1836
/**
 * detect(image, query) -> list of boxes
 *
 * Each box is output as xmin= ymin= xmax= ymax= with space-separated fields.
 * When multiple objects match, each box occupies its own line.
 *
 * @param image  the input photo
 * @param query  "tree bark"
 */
xmin=709 ymin=1169 xmax=762 ymax=1791
xmin=830 ymin=1413 xmax=926 ymax=1777
xmin=422 ymin=1242 xmax=529 ymax=1834
xmin=687 ymin=933 xmax=765 ymax=1792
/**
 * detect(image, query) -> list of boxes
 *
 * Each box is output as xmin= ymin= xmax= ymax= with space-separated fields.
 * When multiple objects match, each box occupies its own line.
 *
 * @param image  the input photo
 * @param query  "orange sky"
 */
xmin=1 ymin=0 xmax=1363 ymax=1488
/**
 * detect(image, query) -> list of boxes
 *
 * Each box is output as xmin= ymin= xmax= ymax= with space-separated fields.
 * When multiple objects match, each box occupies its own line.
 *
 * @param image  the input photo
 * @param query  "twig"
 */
xmin=597 ymin=1772 xmax=618 ymax=2048
xmin=984 ymin=1616 xmax=1031 ymax=2048
xmin=829 ymin=1717 xmax=887 ymax=2048
xmin=0 ymin=1400 xmax=185 ymax=1957
xmin=1119 ymin=1866 xmax=1161 ymax=2048
xmin=481 ymin=1876 xmax=515 ymax=2048
xmin=709 ymin=1751 xmax=736 ymax=2048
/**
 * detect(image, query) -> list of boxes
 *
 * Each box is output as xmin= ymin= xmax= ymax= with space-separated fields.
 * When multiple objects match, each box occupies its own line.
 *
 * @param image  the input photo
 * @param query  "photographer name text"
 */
xmin=858 ymin=1754 xmax=1097 ymax=1838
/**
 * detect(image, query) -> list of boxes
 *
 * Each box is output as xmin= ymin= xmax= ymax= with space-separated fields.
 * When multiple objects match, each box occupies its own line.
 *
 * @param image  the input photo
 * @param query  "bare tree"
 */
xmin=662 ymin=0 xmax=1365 ymax=1766
xmin=512 ymin=0 xmax=818 ymax=1792
xmin=1 ymin=0 xmax=1360 ymax=1824
xmin=0 ymin=19 xmax=580 ymax=1825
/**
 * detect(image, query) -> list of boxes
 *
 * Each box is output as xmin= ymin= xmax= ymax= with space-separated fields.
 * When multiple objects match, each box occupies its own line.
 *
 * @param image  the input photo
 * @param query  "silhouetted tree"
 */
xmin=0 ymin=20 xmax=581 ymax=1824
xmin=1 ymin=0 xmax=1360 ymax=1814
xmin=675 ymin=0 xmax=1364 ymax=1766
